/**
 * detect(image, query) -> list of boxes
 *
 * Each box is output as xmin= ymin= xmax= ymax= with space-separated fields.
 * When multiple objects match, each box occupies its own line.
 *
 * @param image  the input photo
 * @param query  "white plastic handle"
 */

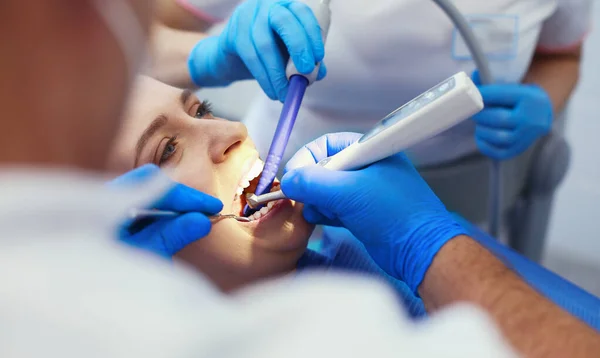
xmin=285 ymin=0 xmax=332 ymax=84
xmin=322 ymin=72 xmax=483 ymax=171
xmin=248 ymin=72 xmax=484 ymax=208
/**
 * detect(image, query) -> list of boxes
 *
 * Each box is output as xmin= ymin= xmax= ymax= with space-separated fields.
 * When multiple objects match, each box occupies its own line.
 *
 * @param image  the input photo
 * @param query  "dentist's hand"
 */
xmin=110 ymin=165 xmax=223 ymax=258
xmin=472 ymin=71 xmax=553 ymax=160
xmin=281 ymin=133 xmax=466 ymax=293
xmin=188 ymin=0 xmax=326 ymax=102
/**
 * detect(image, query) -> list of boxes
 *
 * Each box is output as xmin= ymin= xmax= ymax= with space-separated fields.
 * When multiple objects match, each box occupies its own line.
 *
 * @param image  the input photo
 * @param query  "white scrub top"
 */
xmin=0 ymin=170 xmax=516 ymax=357
xmin=181 ymin=0 xmax=591 ymax=166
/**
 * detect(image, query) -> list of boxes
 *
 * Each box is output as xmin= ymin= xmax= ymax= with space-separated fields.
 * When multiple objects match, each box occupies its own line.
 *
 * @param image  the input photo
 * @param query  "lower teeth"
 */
xmin=247 ymin=199 xmax=278 ymax=222
xmin=238 ymin=183 xmax=282 ymax=222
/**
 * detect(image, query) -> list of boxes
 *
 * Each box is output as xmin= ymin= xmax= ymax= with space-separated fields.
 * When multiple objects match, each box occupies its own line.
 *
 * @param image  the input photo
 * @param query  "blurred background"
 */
xmin=196 ymin=4 xmax=600 ymax=295
xmin=544 ymin=3 xmax=600 ymax=296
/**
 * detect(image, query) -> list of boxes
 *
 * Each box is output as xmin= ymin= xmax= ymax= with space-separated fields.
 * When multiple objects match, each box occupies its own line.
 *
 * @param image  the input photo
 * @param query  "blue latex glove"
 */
xmin=188 ymin=0 xmax=327 ymax=102
xmin=472 ymin=71 xmax=553 ymax=160
xmin=281 ymin=133 xmax=466 ymax=293
xmin=110 ymin=164 xmax=223 ymax=258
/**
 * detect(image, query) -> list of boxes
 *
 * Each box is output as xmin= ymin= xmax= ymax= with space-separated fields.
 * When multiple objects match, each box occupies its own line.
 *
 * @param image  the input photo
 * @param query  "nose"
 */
xmin=209 ymin=121 xmax=249 ymax=163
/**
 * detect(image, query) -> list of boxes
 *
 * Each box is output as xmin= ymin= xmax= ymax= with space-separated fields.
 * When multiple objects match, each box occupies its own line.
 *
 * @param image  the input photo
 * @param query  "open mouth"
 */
xmin=233 ymin=159 xmax=285 ymax=222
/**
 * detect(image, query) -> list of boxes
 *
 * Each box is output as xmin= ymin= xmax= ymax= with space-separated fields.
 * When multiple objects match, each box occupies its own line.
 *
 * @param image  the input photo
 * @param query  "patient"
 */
xmin=109 ymin=77 xmax=423 ymax=316
xmin=108 ymin=76 xmax=314 ymax=292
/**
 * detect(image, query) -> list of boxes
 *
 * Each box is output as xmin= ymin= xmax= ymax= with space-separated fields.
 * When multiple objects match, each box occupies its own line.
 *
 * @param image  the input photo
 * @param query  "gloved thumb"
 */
xmin=281 ymin=164 xmax=352 ymax=213
xmin=159 ymin=213 xmax=213 ymax=256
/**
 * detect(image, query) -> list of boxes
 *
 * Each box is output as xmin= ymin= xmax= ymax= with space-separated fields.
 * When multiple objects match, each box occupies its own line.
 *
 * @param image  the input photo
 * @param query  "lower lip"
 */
xmin=240 ymin=199 xmax=289 ymax=226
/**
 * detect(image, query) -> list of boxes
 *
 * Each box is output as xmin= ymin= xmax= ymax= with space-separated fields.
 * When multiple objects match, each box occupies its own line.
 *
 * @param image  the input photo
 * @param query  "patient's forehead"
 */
xmin=131 ymin=76 xmax=177 ymax=105
xmin=124 ymin=77 xmax=178 ymax=128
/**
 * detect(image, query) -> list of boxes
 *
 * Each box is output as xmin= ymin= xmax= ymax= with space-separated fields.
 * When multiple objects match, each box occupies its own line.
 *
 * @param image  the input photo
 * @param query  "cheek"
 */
xmin=171 ymin=160 xmax=220 ymax=197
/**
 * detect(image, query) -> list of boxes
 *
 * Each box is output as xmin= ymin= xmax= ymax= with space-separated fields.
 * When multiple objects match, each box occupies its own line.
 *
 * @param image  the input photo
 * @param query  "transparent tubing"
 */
xmin=431 ymin=0 xmax=501 ymax=238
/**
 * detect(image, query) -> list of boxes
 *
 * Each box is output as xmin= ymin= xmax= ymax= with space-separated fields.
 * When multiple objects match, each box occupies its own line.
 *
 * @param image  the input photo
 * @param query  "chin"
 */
xmin=174 ymin=157 xmax=315 ymax=292
xmin=174 ymin=213 xmax=314 ymax=292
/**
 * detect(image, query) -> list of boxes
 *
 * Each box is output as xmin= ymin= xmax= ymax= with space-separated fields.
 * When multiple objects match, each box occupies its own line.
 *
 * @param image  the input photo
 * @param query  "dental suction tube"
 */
xmin=431 ymin=0 xmax=501 ymax=238
xmin=246 ymin=0 xmax=332 ymax=216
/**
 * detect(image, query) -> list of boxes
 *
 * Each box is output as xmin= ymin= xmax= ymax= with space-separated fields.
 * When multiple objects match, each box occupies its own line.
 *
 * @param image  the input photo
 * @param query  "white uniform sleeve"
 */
xmin=0 ymin=239 xmax=517 ymax=358
xmin=229 ymin=273 xmax=519 ymax=358
xmin=176 ymin=0 xmax=242 ymax=23
xmin=537 ymin=0 xmax=592 ymax=52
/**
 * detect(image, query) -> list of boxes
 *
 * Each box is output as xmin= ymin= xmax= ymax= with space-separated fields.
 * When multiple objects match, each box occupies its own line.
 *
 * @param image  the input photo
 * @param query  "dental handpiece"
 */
xmin=245 ymin=0 xmax=332 ymax=216
xmin=247 ymin=71 xmax=485 ymax=209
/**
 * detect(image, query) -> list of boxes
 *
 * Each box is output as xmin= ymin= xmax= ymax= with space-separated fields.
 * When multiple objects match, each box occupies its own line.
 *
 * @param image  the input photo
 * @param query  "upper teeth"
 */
xmin=235 ymin=159 xmax=264 ymax=197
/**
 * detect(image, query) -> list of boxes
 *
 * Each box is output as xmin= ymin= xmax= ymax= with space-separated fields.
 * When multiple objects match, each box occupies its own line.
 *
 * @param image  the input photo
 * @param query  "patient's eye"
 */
xmin=158 ymin=136 xmax=178 ymax=165
xmin=194 ymin=100 xmax=213 ymax=119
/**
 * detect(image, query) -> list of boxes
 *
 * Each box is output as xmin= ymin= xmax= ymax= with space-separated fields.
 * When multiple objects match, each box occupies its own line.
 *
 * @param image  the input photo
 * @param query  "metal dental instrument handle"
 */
xmin=431 ymin=0 xmax=500 ymax=238
xmin=246 ymin=191 xmax=287 ymax=208
xmin=128 ymin=208 xmax=251 ymax=222
xmin=247 ymin=72 xmax=484 ymax=209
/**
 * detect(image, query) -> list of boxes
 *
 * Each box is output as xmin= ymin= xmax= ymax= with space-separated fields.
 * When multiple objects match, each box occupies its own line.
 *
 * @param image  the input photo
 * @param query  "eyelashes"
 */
xmin=158 ymin=135 xmax=178 ymax=165
xmin=195 ymin=100 xmax=213 ymax=119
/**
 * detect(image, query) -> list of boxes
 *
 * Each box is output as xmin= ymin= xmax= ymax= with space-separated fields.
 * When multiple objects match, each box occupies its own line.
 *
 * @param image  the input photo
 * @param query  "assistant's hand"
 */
xmin=281 ymin=133 xmax=466 ymax=293
xmin=188 ymin=0 xmax=326 ymax=102
xmin=110 ymin=164 xmax=223 ymax=258
xmin=472 ymin=71 xmax=553 ymax=160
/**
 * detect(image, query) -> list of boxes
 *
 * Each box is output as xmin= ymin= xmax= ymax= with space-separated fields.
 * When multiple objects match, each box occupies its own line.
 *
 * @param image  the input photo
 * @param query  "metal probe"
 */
xmin=128 ymin=208 xmax=251 ymax=222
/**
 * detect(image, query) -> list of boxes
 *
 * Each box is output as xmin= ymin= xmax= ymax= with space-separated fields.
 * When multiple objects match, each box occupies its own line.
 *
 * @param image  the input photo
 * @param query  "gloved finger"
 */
xmin=322 ymin=132 xmax=363 ymax=157
xmin=159 ymin=213 xmax=213 ymax=255
xmin=475 ymin=137 xmax=514 ymax=161
xmin=283 ymin=132 xmax=362 ymax=173
xmin=251 ymin=7 xmax=288 ymax=102
xmin=269 ymin=3 xmax=316 ymax=75
xmin=235 ymin=9 xmax=278 ymax=100
xmin=120 ymin=219 xmax=171 ymax=256
xmin=281 ymin=164 xmax=354 ymax=213
xmin=108 ymin=164 xmax=161 ymax=187
xmin=471 ymin=108 xmax=517 ymax=129
xmin=155 ymin=182 xmax=223 ymax=214
xmin=303 ymin=205 xmax=343 ymax=227
xmin=316 ymin=62 xmax=327 ymax=81
xmin=285 ymin=1 xmax=325 ymax=62
xmin=478 ymin=84 xmax=531 ymax=108
xmin=284 ymin=134 xmax=330 ymax=173
xmin=475 ymin=126 xmax=518 ymax=148
xmin=284 ymin=145 xmax=320 ymax=174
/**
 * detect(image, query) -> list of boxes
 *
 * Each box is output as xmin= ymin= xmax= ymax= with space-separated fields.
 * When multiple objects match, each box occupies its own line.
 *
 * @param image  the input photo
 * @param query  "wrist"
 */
xmin=188 ymin=36 xmax=236 ymax=87
xmin=394 ymin=215 xmax=467 ymax=294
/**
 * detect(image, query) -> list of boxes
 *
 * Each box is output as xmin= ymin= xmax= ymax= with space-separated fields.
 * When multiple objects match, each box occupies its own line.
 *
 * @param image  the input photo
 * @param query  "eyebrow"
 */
xmin=180 ymin=89 xmax=193 ymax=106
xmin=134 ymin=115 xmax=168 ymax=167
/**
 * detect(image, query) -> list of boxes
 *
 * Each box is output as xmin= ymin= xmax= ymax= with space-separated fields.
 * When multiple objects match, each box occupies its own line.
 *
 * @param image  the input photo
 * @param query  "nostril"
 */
xmin=224 ymin=140 xmax=242 ymax=156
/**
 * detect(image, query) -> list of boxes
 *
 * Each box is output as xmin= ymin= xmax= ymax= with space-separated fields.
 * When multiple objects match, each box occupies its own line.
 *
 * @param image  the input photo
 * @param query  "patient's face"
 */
xmin=109 ymin=77 xmax=314 ymax=291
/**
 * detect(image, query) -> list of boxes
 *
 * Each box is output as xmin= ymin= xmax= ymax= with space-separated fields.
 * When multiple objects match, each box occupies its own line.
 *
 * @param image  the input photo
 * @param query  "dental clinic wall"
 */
xmin=547 ymin=4 xmax=600 ymax=264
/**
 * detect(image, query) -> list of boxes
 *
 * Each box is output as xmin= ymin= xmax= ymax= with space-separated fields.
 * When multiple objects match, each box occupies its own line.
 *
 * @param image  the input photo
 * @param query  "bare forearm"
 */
xmin=523 ymin=47 xmax=582 ymax=114
xmin=148 ymin=23 xmax=207 ymax=88
xmin=155 ymin=0 xmax=214 ymax=32
xmin=420 ymin=236 xmax=600 ymax=358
